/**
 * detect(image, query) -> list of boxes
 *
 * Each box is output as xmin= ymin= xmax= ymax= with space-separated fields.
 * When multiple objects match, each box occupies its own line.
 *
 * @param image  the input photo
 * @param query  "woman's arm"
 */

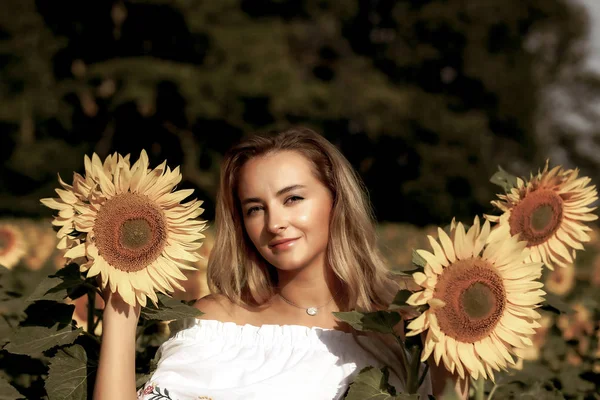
xmin=93 ymin=290 xmax=141 ymax=400
xmin=428 ymin=358 xmax=469 ymax=399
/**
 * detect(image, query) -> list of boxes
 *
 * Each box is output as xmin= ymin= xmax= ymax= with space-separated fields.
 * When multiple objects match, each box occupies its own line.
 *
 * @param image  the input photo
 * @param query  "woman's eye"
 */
xmin=286 ymin=195 xmax=303 ymax=204
xmin=246 ymin=206 xmax=262 ymax=216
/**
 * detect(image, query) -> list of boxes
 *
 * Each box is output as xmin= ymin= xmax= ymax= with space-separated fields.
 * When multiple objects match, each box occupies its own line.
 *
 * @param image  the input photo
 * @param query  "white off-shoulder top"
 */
xmin=136 ymin=318 xmax=429 ymax=400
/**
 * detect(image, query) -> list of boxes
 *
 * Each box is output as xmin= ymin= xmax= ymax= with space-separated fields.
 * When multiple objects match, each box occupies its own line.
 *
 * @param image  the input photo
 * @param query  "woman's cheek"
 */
xmin=243 ymin=219 xmax=261 ymax=245
xmin=302 ymin=200 xmax=330 ymax=229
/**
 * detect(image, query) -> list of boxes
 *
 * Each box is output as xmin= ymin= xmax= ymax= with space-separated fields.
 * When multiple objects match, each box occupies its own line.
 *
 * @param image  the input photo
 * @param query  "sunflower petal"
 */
xmin=437 ymin=227 xmax=456 ymax=263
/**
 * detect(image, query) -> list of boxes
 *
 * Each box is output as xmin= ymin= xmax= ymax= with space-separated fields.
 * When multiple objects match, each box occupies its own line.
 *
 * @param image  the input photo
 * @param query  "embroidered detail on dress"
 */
xmin=139 ymin=382 xmax=176 ymax=399
xmin=197 ymin=397 xmax=213 ymax=400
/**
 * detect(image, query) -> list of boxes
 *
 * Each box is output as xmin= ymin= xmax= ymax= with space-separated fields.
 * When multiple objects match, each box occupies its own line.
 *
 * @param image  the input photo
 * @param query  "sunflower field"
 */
xmin=1 ymin=161 xmax=599 ymax=398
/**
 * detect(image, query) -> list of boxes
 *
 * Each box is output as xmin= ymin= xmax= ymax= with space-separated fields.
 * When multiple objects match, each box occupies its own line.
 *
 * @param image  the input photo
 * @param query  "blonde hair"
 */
xmin=207 ymin=127 xmax=398 ymax=312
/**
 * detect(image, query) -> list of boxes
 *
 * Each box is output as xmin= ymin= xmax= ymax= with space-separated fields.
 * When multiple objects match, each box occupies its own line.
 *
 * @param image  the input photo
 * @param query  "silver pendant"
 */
xmin=306 ymin=307 xmax=318 ymax=316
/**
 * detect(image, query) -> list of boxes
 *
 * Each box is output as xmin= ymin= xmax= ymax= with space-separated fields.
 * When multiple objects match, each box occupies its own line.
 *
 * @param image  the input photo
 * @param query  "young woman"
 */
xmin=94 ymin=128 xmax=460 ymax=400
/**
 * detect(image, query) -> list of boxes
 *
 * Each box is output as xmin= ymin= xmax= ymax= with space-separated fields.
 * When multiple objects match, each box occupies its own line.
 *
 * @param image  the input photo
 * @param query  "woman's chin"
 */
xmin=270 ymin=258 xmax=308 ymax=273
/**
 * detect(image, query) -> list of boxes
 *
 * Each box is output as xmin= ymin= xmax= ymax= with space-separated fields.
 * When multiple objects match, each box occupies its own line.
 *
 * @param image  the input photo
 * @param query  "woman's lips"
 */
xmin=269 ymin=238 xmax=299 ymax=250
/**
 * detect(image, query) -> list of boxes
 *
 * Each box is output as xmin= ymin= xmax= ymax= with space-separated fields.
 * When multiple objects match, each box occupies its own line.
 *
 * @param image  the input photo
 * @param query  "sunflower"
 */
xmin=41 ymin=150 xmax=207 ymax=307
xmin=512 ymin=313 xmax=553 ymax=370
xmin=486 ymin=161 xmax=598 ymax=270
xmin=172 ymin=225 xmax=214 ymax=301
xmin=405 ymin=216 xmax=545 ymax=381
xmin=544 ymin=262 xmax=575 ymax=296
xmin=557 ymin=302 xmax=594 ymax=342
xmin=0 ymin=221 xmax=27 ymax=269
xmin=20 ymin=219 xmax=58 ymax=271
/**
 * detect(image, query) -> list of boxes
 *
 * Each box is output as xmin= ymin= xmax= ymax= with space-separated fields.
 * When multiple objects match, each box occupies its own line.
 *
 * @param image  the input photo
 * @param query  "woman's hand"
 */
xmin=97 ymin=276 xmax=141 ymax=322
xmin=93 ymin=276 xmax=141 ymax=400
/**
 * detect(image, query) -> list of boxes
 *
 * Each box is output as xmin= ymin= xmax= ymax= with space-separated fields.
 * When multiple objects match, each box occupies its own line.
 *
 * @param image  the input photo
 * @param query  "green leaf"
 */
xmin=0 ymin=316 xmax=13 ymax=347
xmin=390 ymin=290 xmax=413 ymax=308
xmin=140 ymin=294 xmax=204 ymax=321
xmin=518 ymin=381 xmax=565 ymax=400
xmin=0 ymin=374 xmax=22 ymax=400
xmin=489 ymin=165 xmax=519 ymax=192
xmin=411 ymin=250 xmax=427 ymax=269
xmin=66 ymin=284 xmax=89 ymax=301
xmin=557 ymin=367 xmax=594 ymax=396
xmin=389 ymin=270 xmax=411 ymax=277
xmin=333 ymin=311 xmax=400 ymax=334
xmin=388 ymin=289 xmax=422 ymax=316
xmin=26 ymin=264 xmax=89 ymax=304
xmin=0 ymin=265 xmax=13 ymax=300
xmin=25 ymin=276 xmax=69 ymax=303
xmin=135 ymin=373 xmax=152 ymax=390
xmin=540 ymin=292 xmax=573 ymax=315
xmin=4 ymin=323 xmax=82 ymax=356
xmin=45 ymin=344 xmax=91 ymax=400
xmin=21 ymin=301 xmax=75 ymax=329
xmin=47 ymin=263 xmax=87 ymax=297
xmin=345 ymin=366 xmax=411 ymax=400
xmin=0 ymin=297 xmax=27 ymax=324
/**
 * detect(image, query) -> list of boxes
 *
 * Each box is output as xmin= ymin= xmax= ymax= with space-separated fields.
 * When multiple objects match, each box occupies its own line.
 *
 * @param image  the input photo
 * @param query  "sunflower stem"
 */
xmin=474 ymin=376 xmax=485 ymax=400
xmin=416 ymin=362 xmax=429 ymax=392
xmin=487 ymin=383 xmax=501 ymax=400
xmin=393 ymin=335 xmax=410 ymax=391
xmin=83 ymin=282 xmax=104 ymax=299
xmin=81 ymin=329 xmax=101 ymax=345
xmin=407 ymin=345 xmax=421 ymax=393
xmin=87 ymin=290 xmax=95 ymax=335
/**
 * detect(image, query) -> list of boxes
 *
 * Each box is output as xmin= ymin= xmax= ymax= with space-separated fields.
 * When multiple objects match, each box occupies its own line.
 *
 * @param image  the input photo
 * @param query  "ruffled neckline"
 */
xmin=168 ymin=318 xmax=358 ymax=351
xmin=200 ymin=318 xmax=352 ymax=334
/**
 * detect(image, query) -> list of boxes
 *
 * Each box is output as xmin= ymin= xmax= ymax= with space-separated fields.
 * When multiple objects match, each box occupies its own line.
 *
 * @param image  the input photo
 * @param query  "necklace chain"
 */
xmin=278 ymin=289 xmax=340 ymax=316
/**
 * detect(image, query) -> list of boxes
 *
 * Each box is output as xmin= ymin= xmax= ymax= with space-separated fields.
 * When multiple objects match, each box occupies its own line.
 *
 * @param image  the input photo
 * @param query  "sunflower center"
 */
xmin=120 ymin=219 xmax=152 ymax=249
xmin=0 ymin=230 xmax=15 ymax=256
xmin=461 ymin=282 xmax=495 ymax=319
xmin=93 ymin=193 xmax=168 ymax=272
xmin=508 ymin=189 xmax=563 ymax=246
xmin=531 ymin=205 xmax=553 ymax=231
xmin=434 ymin=258 xmax=506 ymax=343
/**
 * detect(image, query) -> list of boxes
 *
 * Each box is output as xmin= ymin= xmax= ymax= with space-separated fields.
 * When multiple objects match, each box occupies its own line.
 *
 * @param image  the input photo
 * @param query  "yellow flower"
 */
xmin=172 ymin=225 xmax=215 ymax=301
xmin=545 ymin=262 xmax=575 ymax=296
xmin=405 ymin=216 xmax=545 ymax=381
xmin=20 ymin=219 xmax=58 ymax=271
xmin=566 ymin=348 xmax=583 ymax=366
xmin=512 ymin=313 xmax=553 ymax=370
xmin=41 ymin=150 xmax=207 ymax=307
xmin=0 ymin=221 xmax=27 ymax=269
xmin=557 ymin=303 xmax=594 ymax=342
xmin=487 ymin=161 xmax=598 ymax=270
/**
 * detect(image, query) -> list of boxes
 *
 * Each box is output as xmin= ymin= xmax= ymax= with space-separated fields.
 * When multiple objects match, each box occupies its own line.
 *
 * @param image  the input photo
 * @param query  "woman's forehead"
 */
xmin=238 ymin=151 xmax=317 ymax=196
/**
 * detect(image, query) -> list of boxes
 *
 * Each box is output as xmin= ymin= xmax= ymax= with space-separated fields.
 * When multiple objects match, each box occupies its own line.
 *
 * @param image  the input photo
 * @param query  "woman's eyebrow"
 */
xmin=241 ymin=184 xmax=306 ymax=205
xmin=276 ymin=184 xmax=306 ymax=196
xmin=241 ymin=197 xmax=261 ymax=205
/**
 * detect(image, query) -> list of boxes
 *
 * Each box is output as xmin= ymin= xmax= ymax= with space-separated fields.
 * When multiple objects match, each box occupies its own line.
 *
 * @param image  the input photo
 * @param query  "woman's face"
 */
xmin=238 ymin=150 xmax=333 ymax=272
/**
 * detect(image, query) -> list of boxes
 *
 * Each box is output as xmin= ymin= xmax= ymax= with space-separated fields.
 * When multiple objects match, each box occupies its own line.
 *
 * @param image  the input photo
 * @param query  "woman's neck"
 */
xmin=275 ymin=263 xmax=342 ymax=309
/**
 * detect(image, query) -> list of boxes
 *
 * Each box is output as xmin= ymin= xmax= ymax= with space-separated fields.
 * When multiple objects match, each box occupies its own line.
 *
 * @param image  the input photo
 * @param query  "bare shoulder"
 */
xmin=193 ymin=293 xmax=240 ymax=322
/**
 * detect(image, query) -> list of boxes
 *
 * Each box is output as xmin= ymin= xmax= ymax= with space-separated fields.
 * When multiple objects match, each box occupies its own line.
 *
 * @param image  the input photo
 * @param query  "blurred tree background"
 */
xmin=0 ymin=0 xmax=593 ymax=226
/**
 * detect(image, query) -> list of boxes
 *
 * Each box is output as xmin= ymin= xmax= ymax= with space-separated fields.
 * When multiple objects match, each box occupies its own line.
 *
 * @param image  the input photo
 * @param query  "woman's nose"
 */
xmin=266 ymin=207 xmax=288 ymax=233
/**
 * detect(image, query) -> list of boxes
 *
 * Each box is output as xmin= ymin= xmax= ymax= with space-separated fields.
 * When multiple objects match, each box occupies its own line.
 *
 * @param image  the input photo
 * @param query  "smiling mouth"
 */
xmin=269 ymin=238 xmax=299 ymax=249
